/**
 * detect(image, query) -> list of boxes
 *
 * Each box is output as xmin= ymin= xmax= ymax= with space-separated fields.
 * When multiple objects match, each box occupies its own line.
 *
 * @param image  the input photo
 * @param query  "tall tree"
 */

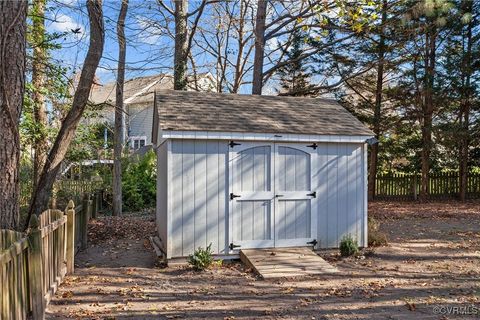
xmin=0 ymin=0 xmax=28 ymax=229
xmin=276 ymin=29 xmax=317 ymax=96
xmin=368 ymin=0 xmax=388 ymax=200
xmin=251 ymin=1 xmax=372 ymax=95
xmin=335 ymin=0 xmax=407 ymax=194
xmin=158 ymin=0 xmax=210 ymax=90
xmin=439 ymin=0 xmax=479 ymax=200
xmin=113 ymin=0 xmax=128 ymax=216
xmin=27 ymin=0 xmax=105 ymax=223
xmin=414 ymin=0 xmax=453 ymax=200
xmin=252 ymin=0 xmax=267 ymax=94
xmin=458 ymin=0 xmax=479 ymax=201
xmin=457 ymin=0 xmax=476 ymax=201
xmin=174 ymin=0 xmax=188 ymax=90
xmin=31 ymin=0 xmax=49 ymax=190
xmin=195 ymin=0 xmax=256 ymax=93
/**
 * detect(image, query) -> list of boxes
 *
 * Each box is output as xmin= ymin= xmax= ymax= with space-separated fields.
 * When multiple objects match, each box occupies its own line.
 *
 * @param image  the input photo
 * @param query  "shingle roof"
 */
xmin=88 ymin=73 xmax=215 ymax=106
xmin=155 ymin=90 xmax=373 ymax=136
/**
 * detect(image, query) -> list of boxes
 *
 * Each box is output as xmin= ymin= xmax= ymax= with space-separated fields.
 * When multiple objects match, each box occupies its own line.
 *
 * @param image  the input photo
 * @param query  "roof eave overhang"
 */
xmin=160 ymin=130 xmax=374 ymax=144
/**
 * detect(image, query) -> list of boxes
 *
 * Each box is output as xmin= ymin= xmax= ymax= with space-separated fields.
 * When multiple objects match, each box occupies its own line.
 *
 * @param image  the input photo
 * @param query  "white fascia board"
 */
xmin=160 ymin=130 xmax=373 ymax=143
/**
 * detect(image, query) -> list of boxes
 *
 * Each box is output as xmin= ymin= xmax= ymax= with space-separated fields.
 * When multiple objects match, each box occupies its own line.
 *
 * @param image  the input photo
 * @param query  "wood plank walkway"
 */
xmin=240 ymin=247 xmax=338 ymax=279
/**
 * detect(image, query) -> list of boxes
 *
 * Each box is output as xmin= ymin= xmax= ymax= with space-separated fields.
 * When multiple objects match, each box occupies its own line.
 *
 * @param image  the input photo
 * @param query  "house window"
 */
xmin=130 ymin=136 xmax=147 ymax=149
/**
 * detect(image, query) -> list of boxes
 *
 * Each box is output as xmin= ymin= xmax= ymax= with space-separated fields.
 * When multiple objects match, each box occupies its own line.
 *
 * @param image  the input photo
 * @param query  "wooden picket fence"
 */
xmin=0 ymin=194 xmax=98 ymax=319
xmin=375 ymin=172 xmax=480 ymax=200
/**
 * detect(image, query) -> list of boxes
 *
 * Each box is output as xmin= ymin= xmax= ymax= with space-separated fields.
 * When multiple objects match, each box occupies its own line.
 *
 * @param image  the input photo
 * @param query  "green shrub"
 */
xmin=122 ymin=150 xmax=156 ymax=211
xmin=188 ymin=244 xmax=214 ymax=271
xmin=339 ymin=234 xmax=359 ymax=257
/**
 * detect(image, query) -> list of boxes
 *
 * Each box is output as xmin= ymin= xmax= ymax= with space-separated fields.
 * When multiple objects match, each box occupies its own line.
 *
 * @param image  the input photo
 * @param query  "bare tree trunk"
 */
xmin=420 ymin=27 xmax=436 ymax=201
xmin=26 ymin=0 xmax=104 ymax=225
xmin=113 ymin=0 xmax=128 ymax=216
xmin=0 ymin=0 xmax=27 ymax=230
xmin=251 ymin=0 xmax=267 ymax=95
xmin=459 ymin=4 xmax=473 ymax=202
xmin=232 ymin=0 xmax=247 ymax=93
xmin=174 ymin=0 xmax=188 ymax=90
xmin=368 ymin=0 xmax=387 ymax=201
xmin=32 ymin=0 xmax=49 ymax=190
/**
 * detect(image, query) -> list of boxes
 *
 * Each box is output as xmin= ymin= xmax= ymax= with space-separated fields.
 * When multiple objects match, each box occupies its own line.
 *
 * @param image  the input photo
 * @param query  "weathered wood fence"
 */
xmin=0 ymin=194 xmax=98 ymax=319
xmin=375 ymin=172 xmax=480 ymax=200
xmin=20 ymin=179 xmax=104 ymax=208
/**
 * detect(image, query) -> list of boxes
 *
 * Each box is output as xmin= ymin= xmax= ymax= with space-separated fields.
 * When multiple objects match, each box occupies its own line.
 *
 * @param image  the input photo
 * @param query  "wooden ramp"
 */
xmin=240 ymin=247 xmax=338 ymax=279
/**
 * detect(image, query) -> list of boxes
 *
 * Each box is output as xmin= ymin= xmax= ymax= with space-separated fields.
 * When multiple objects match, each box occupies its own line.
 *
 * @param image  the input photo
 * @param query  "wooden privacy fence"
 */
xmin=0 ymin=194 xmax=98 ymax=319
xmin=375 ymin=172 xmax=480 ymax=200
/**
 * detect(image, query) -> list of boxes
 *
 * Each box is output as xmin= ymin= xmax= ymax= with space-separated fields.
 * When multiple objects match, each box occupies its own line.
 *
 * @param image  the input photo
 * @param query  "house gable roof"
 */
xmin=155 ymin=90 xmax=373 ymax=136
xmin=88 ymin=73 xmax=215 ymax=106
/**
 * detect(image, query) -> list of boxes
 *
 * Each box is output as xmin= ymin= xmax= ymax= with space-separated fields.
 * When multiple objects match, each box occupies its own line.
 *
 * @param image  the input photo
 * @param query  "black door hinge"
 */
xmin=230 ymin=193 xmax=241 ymax=200
xmin=229 ymin=141 xmax=241 ymax=148
xmin=307 ymin=239 xmax=318 ymax=247
xmin=229 ymin=243 xmax=241 ymax=250
xmin=307 ymin=143 xmax=318 ymax=150
xmin=307 ymin=191 xmax=316 ymax=198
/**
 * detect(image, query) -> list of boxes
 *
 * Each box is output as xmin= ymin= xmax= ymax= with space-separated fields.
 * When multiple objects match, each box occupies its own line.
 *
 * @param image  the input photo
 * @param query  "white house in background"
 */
xmin=87 ymin=73 xmax=216 ymax=149
xmin=151 ymin=90 xmax=374 ymax=260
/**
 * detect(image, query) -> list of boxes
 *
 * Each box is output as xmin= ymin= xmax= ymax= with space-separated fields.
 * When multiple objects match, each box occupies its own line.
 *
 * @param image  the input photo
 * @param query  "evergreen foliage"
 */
xmin=122 ymin=150 xmax=157 ymax=212
xmin=277 ymin=30 xmax=318 ymax=97
xmin=340 ymin=234 xmax=359 ymax=257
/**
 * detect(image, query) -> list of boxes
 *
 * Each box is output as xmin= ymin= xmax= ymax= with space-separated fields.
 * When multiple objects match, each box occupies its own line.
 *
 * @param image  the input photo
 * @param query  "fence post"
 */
xmin=412 ymin=174 xmax=418 ymax=200
xmin=28 ymin=215 xmax=45 ymax=319
xmin=98 ymin=190 xmax=102 ymax=214
xmin=92 ymin=191 xmax=98 ymax=219
xmin=87 ymin=194 xmax=93 ymax=221
xmin=81 ymin=194 xmax=91 ymax=250
xmin=65 ymin=200 xmax=75 ymax=274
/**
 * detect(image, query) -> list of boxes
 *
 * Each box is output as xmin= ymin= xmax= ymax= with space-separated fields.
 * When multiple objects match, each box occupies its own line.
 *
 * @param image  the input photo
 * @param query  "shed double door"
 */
xmin=229 ymin=142 xmax=317 ymax=251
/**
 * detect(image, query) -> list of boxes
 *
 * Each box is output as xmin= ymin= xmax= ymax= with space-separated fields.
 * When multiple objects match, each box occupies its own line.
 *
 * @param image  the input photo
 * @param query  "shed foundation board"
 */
xmin=240 ymin=247 xmax=338 ymax=279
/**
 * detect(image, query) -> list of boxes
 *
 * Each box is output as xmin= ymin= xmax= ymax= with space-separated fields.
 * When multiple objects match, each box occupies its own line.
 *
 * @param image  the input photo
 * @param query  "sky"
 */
xmin=47 ymin=0 xmax=178 ymax=86
xmin=45 ymin=0 xmax=342 ymax=96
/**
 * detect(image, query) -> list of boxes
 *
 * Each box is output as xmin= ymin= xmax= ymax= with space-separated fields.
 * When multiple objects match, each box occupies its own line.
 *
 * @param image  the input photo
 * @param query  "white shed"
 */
xmin=152 ymin=90 xmax=374 ymax=259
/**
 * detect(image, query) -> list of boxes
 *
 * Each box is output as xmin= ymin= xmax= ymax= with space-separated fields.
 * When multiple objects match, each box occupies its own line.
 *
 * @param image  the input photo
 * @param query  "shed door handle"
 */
xmin=275 ymin=194 xmax=284 ymax=198
xmin=307 ymin=191 xmax=316 ymax=198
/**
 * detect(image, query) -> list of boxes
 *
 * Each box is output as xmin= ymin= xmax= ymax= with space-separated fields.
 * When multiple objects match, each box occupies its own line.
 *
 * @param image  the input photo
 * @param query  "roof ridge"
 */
xmin=155 ymin=89 xmax=340 ymax=103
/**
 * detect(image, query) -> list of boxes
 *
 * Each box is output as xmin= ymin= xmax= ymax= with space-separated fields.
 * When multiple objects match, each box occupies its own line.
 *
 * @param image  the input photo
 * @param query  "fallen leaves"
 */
xmin=87 ymin=214 xmax=156 ymax=245
xmin=405 ymin=301 xmax=416 ymax=311
xmin=45 ymin=206 xmax=480 ymax=320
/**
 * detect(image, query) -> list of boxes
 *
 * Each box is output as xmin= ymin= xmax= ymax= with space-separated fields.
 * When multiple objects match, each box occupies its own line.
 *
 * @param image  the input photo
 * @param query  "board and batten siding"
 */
xmin=168 ymin=140 xmax=228 ymax=258
xmin=156 ymin=140 xmax=169 ymax=253
xmin=316 ymin=142 xmax=366 ymax=248
xmin=158 ymin=139 xmax=366 ymax=258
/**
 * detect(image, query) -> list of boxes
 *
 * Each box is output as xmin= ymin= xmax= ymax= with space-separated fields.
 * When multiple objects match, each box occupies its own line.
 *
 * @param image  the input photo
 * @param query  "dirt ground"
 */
xmin=46 ymin=201 xmax=480 ymax=319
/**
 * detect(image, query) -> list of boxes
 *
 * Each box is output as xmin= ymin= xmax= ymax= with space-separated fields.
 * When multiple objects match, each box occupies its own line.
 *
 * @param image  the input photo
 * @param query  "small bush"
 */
xmin=188 ymin=244 xmax=214 ymax=271
xmin=122 ymin=150 xmax=156 ymax=212
xmin=339 ymin=234 xmax=359 ymax=257
xmin=368 ymin=217 xmax=388 ymax=247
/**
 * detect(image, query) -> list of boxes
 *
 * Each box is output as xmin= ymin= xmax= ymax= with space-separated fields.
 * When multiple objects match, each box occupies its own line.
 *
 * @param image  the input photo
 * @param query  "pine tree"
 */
xmin=277 ymin=30 xmax=318 ymax=97
xmin=437 ymin=0 xmax=480 ymax=200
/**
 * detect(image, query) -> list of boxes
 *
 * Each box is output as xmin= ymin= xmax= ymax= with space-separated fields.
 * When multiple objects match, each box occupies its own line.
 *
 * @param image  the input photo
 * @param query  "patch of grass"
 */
xmin=188 ymin=243 xmax=214 ymax=271
xmin=368 ymin=217 xmax=388 ymax=246
xmin=339 ymin=234 xmax=359 ymax=257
